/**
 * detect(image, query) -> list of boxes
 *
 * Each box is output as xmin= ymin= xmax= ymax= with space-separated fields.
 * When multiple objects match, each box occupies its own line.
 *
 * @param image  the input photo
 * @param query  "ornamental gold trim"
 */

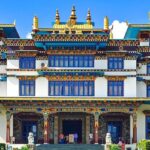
xmin=105 ymin=76 xmax=127 ymax=81
xmin=46 ymin=75 xmax=95 ymax=81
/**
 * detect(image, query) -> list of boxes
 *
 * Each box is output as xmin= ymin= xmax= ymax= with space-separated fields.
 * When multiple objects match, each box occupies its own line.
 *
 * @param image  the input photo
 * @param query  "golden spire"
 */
xmin=86 ymin=9 xmax=91 ymax=25
xmin=55 ymin=9 xmax=60 ymax=25
xmin=69 ymin=6 xmax=77 ymax=25
xmin=104 ymin=16 xmax=109 ymax=30
xmin=33 ymin=16 xmax=38 ymax=30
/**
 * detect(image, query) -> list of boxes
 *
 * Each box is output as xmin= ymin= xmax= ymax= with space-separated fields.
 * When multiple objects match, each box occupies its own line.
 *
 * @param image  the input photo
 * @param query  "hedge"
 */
xmin=110 ymin=144 xmax=121 ymax=150
xmin=0 ymin=143 xmax=5 ymax=150
xmin=137 ymin=140 xmax=150 ymax=150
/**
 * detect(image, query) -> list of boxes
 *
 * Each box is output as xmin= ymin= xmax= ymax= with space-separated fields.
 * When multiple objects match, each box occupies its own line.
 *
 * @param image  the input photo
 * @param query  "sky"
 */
xmin=0 ymin=0 xmax=149 ymax=38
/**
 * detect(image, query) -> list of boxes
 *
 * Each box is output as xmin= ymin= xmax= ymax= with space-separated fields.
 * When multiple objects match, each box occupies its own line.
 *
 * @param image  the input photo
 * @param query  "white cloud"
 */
xmin=109 ymin=20 xmax=128 ymax=39
xmin=26 ymin=32 xmax=32 ymax=39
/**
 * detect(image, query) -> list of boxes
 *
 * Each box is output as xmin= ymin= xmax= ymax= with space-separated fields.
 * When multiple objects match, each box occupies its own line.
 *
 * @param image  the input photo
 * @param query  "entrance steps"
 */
xmin=36 ymin=144 xmax=104 ymax=150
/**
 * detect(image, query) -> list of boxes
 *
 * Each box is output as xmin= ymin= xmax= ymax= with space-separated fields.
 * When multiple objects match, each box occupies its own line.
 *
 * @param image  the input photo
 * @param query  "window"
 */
xmin=49 ymin=81 xmax=94 ymax=96
xmin=147 ymin=64 xmax=150 ymax=74
xmin=108 ymin=57 xmax=124 ymax=69
xmin=108 ymin=81 xmax=124 ymax=96
xmin=20 ymin=80 xmax=35 ymax=96
xmin=19 ymin=57 xmax=35 ymax=69
xmin=146 ymin=116 xmax=150 ymax=139
xmin=147 ymin=85 xmax=150 ymax=97
xmin=48 ymin=55 xmax=94 ymax=67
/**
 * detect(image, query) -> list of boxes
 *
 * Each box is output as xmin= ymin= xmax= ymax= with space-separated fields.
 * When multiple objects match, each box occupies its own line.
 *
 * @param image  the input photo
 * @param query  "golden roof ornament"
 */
xmin=69 ymin=6 xmax=77 ymax=25
xmin=55 ymin=9 xmax=60 ymax=25
xmin=148 ymin=12 xmax=150 ymax=21
xmin=33 ymin=16 xmax=38 ymax=30
xmin=86 ymin=9 xmax=92 ymax=25
xmin=104 ymin=16 xmax=109 ymax=30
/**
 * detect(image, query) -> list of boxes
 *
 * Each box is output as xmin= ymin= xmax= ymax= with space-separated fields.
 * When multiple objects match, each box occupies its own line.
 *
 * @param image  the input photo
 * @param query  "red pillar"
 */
xmin=132 ymin=113 xmax=137 ymax=143
xmin=6 ymin=112 xmax=11 ymax=143
xmin=43 ymin=113 xmax=49 ymax=144
xmin=94 ymin=112 xmax=100 ymax=144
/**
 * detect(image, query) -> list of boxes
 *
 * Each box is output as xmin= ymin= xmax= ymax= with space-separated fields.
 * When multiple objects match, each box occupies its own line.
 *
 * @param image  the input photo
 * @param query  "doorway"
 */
xmin=22 ymin=121 xmax=37 ymax=143
xmin=62 ymin=120 xmax=82 ymax=143
xmin=107 ymin=121 xmax=122 ymax=143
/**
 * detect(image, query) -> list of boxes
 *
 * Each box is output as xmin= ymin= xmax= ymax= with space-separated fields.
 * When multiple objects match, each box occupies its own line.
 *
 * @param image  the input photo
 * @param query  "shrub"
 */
xmin=137 ymin=140 xmax=150 ymax=150
xmin=110 ymin=144 xmax=121 ymax=150
xmin=19 ymin=146 xmax=29 ymax=150
xmin=0 ymin=143 xmax=5 ymax=150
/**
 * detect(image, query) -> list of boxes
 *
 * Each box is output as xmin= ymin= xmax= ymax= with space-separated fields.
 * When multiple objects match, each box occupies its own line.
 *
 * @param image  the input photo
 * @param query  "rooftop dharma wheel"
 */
xmin=104 ymin=16 xmax=109 ymax=30
xmin=33 ymin=16 xmax=38 ymax=30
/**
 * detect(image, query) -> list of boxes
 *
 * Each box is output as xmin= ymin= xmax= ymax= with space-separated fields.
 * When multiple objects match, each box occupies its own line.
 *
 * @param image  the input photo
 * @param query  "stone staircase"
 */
xmin=36 ymin=144 xmax=104 ymax=150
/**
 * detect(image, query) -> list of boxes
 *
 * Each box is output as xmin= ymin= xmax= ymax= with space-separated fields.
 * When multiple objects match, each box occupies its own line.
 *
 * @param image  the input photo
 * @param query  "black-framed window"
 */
xmin=108 ymin=57 xmax=124 ymax=69
xmin=108 ymin=81 xmax=124 ymax=96
xmin=48 ymin=55 xmax=94 ymax=67
xmin=19 ymin=57 xmax=35 ymax=69
xmin=49 ymin=81 xmax=94 ymax=96
xmin=19 ymin=80 xmax=35 ymax=96
xmin=146 ymin=116 xmax=150 ymax=139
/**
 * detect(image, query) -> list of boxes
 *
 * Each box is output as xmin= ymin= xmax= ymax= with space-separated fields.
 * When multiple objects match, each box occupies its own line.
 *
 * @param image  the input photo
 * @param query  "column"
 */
xmin=94 ymin=112 xmax=100 ymax=144
xmin=132 ymin=113 xmax=137 ymax=143
xmin=6 ymin=111 xmax=11 ymax=143
xmin=86 ymin=115 xmax=90 ymax=144
xmin=54 ymin=115 xmax=58 ymax=144
xmin=43 ymin=112 xmax=49 ymax=144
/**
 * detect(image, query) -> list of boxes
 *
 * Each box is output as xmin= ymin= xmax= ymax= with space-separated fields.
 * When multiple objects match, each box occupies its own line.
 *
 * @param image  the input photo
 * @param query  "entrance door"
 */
xmin=63 ymin=120 xmax=82 ymax=143
xmin=22 ymin=121 xmax=37 ymax=143
xmin=107 ymin=121 xmax=122 ymax=143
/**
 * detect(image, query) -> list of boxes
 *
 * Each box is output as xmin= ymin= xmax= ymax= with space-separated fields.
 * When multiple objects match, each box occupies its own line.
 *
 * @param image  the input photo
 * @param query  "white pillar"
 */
xmin=10 ymin=114 xmax=13 ymax=138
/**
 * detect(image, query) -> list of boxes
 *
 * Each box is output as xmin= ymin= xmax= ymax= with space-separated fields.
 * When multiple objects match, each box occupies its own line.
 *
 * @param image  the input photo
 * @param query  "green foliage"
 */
xmin=137 ymin=140 xmax=150 ymax=150
xmin=19 ymin=145 xmax=29 ymax=150
xmin=0 ymin=143 xmax=5 ymax=150
xmin=110 ymin=144 xmax=121 ymax=150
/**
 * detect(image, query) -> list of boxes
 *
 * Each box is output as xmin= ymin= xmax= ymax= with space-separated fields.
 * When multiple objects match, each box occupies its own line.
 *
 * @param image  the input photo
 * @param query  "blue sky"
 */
xmin=0 ymin=0 xmax=149 ymax=38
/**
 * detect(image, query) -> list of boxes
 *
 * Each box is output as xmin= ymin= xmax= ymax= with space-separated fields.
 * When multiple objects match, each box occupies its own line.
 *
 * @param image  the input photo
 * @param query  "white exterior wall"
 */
xmin=137 ymin=104 xmax=150 ymax=141
xmin=137 ymin=81 xmax=146 ymax=97
xmin=0 ymin=110 xmax=6 ymax=143
xmin=7 ymin=77 xmax=19 ymax=96
xmin=94 ymin=59 xmax=107 ymax=69
xmin=0 ymin=82 xmax=7 ymax=96
xmin=95 ymin=77 xmax=107 ymax=97
xmin=36 ymin=60 xmax=48 ymax=69
xmin=36 ymin=77 xmax=48 ymax=97
xmin=124 ymin=60 xmax=136 ymax=70
xmin=0 ymin=65 xmax=6 ymax=74
xmin=137 ymin=64 xmax=147 ymax=74
xmin=124 ymin=77 xmax=136 ymax=97
xmin=7 ymin=59 xmax=19 ymax=69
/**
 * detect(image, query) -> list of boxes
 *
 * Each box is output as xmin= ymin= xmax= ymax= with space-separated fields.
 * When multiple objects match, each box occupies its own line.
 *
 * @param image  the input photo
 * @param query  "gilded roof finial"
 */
xmin=86 ymin=9 xmax=92 ymax=25
xmin=69 ymin=5 xmax=77 ymax=25
xmin=55 ymin=9 xmax=60 ymax=25
xmin=104 ymin=16 xmax=109 ymax=30
xmin=32 ymin=16 xmax=38 ymax=30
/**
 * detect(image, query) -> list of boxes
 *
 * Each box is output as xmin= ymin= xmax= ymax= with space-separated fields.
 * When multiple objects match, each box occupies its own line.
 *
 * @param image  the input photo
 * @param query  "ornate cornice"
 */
xmin=3 ymin=39 xmax=34 ymax=46
xmin=33 ymin=34 xmax=109 ymax=42
xmin=47 ymin=50 xmax=96 ymax=55
xmin=46 ymin=75 xmax=95 ymax=81
xmin=108 ymin=40 xmax=139 ymax=46
xmin=105 ymin=76 xmax=127 ymax=81
xmin=17 ymin=76 xmax=37 ymax=80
